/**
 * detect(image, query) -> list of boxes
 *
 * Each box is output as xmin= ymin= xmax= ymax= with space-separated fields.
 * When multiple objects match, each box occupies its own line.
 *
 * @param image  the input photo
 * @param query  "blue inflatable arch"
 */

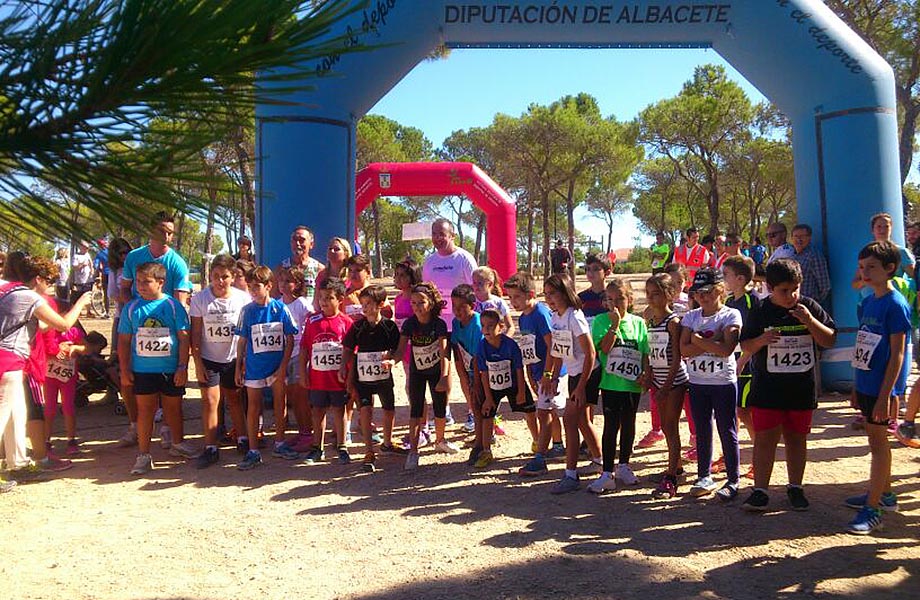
xmin=256 ymin=0 xmax=901 ymax=387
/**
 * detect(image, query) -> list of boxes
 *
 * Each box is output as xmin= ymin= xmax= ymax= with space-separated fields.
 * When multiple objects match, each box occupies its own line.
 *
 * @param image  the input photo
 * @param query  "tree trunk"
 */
xmin=707 ymin=170 xmax=721 ymax=236
xmin=372 ymin=200 xmax=383 ymax=278
xmin=233 ymin=125 xmax=255 ymax=240
xmin=542 ymin=192 xmax=551 ymax=277
xmin=474 ymin=211 xmax=485 ymax=264
xmin=526 ymin=196 xmax=535 ymax=274
xmin=566 ymin=179 xmax=576 ymax=278
xmin=203 ymin=181 xmax=216 ymax=286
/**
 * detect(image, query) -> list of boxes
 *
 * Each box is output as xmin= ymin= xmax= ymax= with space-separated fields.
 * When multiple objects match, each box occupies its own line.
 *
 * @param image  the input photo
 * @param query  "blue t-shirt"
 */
xmin=855 ymin=290 xmax=912 ymax=397
xmin=235 ymin=299 xmax=298 ymax=380
xmin=123 ymin=246 xmax=192 ymax=299
xmin=118 ymin=295 xmax=190 ymax=373
xmin=578 ymin=289 xmax=606 ymax=320
xmin=749 ymin=244 xmax=766 ymax=265
xmin=476 ymin=334 xmax=523 ymax=391
xmin=94 ymin=248 xmax=109 ymax=275
xmin=517 ymin=302 xmax=566 ymax=380
xmin=451 ymin=313 xmax=482 ymax=374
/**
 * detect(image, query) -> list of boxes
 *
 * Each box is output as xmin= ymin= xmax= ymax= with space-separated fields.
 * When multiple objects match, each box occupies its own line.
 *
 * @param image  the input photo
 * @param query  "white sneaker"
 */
xmin=404 ymin=452 xmax=420 ymax=470
xmin=154 ymin=408 xmax=163 ymax=423
xmin=616 ymin=463 xmax=639 ymax=486
xmin=116 ymin=427 xmax=138 ymax=448
xmin=587 ymin=472 xmax=617 ymax=494
xmin=159 ymin=424 xmax=172 ymax=449
xmin=434 ymin=440 xmax=460 ymax=454
xmin=168 ymin=440 xmax=200 ymax=459
xmin=130 ymin=453 xmax=153 ymax=475
xmin=577 ymin=459 xmax=603 ymax=476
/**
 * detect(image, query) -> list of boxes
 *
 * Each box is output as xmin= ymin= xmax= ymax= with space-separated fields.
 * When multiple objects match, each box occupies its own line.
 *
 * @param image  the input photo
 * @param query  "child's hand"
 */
xmin=481 ymin=399 xmax=495 ymax=417
xmin=235 ymin=366 xmax=244 ymax=388
xmin=120 ymin=370 xmax=133 ymax=387
xmin=337 ymin=364 xmax=348 ymax=384
xmin=790 ymin=303 xmax=814 ymax=326
xmin=571 ymin=386 xmax=586 ymax=407
xmin=381 ymin=359 xmax=394 ymax=372
xmin=849 ymin=390 xmax=859 ymax=410
xmin=174 ymin=368 xmax=188 ymax=387
xmin=300 ymin=370 xmax=310 ymax=390
xmin=759 ymin=329 xmax=781 ymax=346
xmin=435 ymin=375 xmax=449 ymax=393
xmin=872 ymin=397 xmax=888 ymax=424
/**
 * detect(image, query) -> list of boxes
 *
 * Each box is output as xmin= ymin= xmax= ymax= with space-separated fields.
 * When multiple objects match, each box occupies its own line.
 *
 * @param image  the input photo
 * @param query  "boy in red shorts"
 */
xmin=739 ymin=259 xmax=837 ymax=512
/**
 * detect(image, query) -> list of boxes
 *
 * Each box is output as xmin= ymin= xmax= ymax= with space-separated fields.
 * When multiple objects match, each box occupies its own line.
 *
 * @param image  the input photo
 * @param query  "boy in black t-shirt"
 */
xmin=739 ymin=259 xmax=837 ymax=512
xmin=341 ymin=285 xmax=401 ymax=472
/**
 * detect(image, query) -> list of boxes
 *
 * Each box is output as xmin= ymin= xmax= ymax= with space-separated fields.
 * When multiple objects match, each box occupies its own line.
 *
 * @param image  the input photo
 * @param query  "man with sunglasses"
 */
xmin=765 ymin=223 xmax=796 ymax=266
xmin=120 ymin=212 xmax=192 ymax=305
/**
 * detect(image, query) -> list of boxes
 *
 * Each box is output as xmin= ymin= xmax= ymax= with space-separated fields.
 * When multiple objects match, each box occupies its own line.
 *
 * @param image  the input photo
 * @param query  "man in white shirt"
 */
xmin=423 ymin=218 xmax=478 ymax=332
xmin=71 ymin=241 xmax=94 ymax=306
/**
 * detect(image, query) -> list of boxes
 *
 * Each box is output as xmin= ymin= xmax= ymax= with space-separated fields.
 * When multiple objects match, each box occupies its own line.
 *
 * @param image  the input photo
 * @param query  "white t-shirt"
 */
xmin=422 ymin=247 xmax=478 ymax=330
xmin=55 ymin=258 xmax=70 ymax=287
xmin=474 ymin=294 xmax=510 ymax=319
xmin=550 ymin=307 xmax=591 ymax=377
xmin=72 ymin=250 xmax=93 ymax=285
xmin=189 ymin=286 xmax=251 ymax=363
xmin=680 ymin=305 xmax=743 ymax=385
xmin=285 ymin=296 xmax=312 ymax=358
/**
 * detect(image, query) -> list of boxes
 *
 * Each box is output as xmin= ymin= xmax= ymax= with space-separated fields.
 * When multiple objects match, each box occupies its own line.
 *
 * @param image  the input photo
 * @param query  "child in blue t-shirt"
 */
xmin=846 ymin=241 xmax=912 ymax=535
xmin=117 ymin=262 xmax=191 ymax=475
xmin=475 ymin=309 xmax=534 ymax=469
xmin=234 ymin=266 xmax=297 ymax=470
xmin=450 ymin=284 xmax=482 ymax=443
xmin=505 ymin=272 xmax=566 ymax=476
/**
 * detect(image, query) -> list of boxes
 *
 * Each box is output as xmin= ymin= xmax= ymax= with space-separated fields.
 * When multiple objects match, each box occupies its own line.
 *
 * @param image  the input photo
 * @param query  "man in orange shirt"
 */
xmin=673 ymin=227 xmax=711 ymax=288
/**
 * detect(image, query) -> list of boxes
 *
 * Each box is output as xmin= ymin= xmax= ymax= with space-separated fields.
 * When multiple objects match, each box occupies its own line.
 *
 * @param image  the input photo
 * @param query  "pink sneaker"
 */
xmin=636 ymin=429 xmax=665 ymax=449
xmin=290 ymin=433 xmax=314 ymax=454
xmin=710 ymin=456 xmax=725 ymax=474
xmin=887 ymin=419 xmax=898 ymax=435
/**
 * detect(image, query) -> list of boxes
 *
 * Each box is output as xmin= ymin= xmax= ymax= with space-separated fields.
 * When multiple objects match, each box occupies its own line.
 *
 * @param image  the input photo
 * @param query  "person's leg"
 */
xmin=43 ymin=379 xmax=60 ymax=445
xmin=161 ymin=394 xmax=184 ymax=447
xmin=225 ymin=387 xmax=245 ymax=441
xmin=407 ymin=374 xmax=425 ymax=452
xmin=683 ymin=391 xmax=696 ymax=436
xmin=25 ymin=377 xmax=48 ymax=461
xmin=524 ymin=411 xmax=539 ymax=444
xmin=246 ymin=387 xmax=264 ymax=448
xmin=360 ymin=402 xmax=374 ymax=455
xmin=783 ymin=429 xmax=808 ymax=487
xmin=551 ymin=415 xmax=563 ymax=445
xmin=866 ymin=423 xmax=892 ymax=507
xmin=270 ymin=376 xmax=287 ymax=442
xmin=377 ymin=384 xmax=396 ymax=447
xmin=0 ymin=371 xmax=29 ymax=468
xmin=713 ymin=384 xmax=741 ymax=484
xmin=331 ymin=404 xmax=346 ymax=449
xmin=688 ymin=386 xmax=714 ymax=478
xmin=659 ymin=386 xmax=684 ymax=475
xmin=135 ymin=393 xmax=158 ymax=455
xmin=536 ymin=410 xmax=553 ymax=453
xmin=752 ymin=424 xmax=782 ymax=490
xmin=650 ymin=393 xmax=662 ymax=431
xmin=618 ymin=392 xmax=640 ymax=465
xmin=578 ymin=370 xmax=603 ymax=458
xmin=430 ymin=373 xmax=448 ymax=443
xmin=60 ymin=378 xmax=78 ymax=442
xmin=201 ymin=384 xmax=221 ymax=446
xmin=600 ymin=390 xmax=621 ymax=473
xmin=562 ymin=375 xmax=582 ymax=472
xmin=288 ymin=381 xmax=310 ymax=435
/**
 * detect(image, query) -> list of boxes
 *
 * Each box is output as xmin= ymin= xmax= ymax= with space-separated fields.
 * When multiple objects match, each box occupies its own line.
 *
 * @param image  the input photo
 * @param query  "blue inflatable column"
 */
xmin=256 ymin=117 xmax=357 ymax=268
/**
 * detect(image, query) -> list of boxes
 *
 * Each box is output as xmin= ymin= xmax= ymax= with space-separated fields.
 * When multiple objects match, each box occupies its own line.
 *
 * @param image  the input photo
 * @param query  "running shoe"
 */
xmin=362 ymin=452 xmax=376 ymax=473
xmin=473 ymin=450 xmax=494 ymax=469
xmin=117 ymin=426 xmax=138 ymax=448
xmin=587 ymin=472 xmax=617 ymax=494
xmin=0 ymin=479 xmax=16 ymax=493
xmin=887 ymin=419 xmax=898 ymax=435
xmin=169 ymin=440 xmax=200 ymax=459
xmin=130 ymin=453 xmax=153 ymax=475
xmin=38 ymin=456 xmax=73 ymax=472
xmin=710 ymin=456 xmax=726 ymax=474
xmin=290 ymin=433 xmax=315 ymax=454
xmin=716 ymin=483 xmax=739 ymax=503
xmin=158 ymin=424 xmax=172 ymax=449
xmin=404 ymin=451 xmax=420 ymax=470
xmin=445 ymin=411 xmax=456 ymax=427
xmin=652 ymin=475 xmax=678 ymax=499
xmin=195 ymin=447 xmax=220 ymax=469
xmin=545 ymin=444 xmax=566 ymax=460
xmin=463 ymin=412 xmax=476 ymax=433
xmin=689 ymin=476 xmax=718 ymax=497
xmin=9 ymin=463 xmax=44 ymax=481
xmin=379 ymin=442 xmax=408 ymax=455
xmin=577 ymin=460 xmax=602 ymax=477
xmin=338 ymin=446 xmax=351 ymax=465
xmin=236 ymin=437 xmax=250 ymax=455
xmin=550 ymin=475 xmax=580 ymax=494
xmin=895 ymin=422 xmax=920 ymax=448
xmin=786 ymin=486 xmax=810 ymax=511
xmin=847 ymin=506 xmax=883 ymax=535
xmin=650 ymin=468 xmax=684 ymax=483
xmin=636 ymin=429 xmax=665 ymax=449
xmin=845 ymin=491 xmax=898 ymax=512
xmin=435 ymin=440 xmax=460 ymax=454
xmin=493 ymin=415 xmax=505 ymax=436
xmin=519 ymin=455 xmax=548 ymax=476
xmin=237 ymin=450 xmax=262 ymax=471
xmin=683 ymin=445 xmax=698 ymax=462
xmin=302 ymin=447 xmax=325 ymax=464
xmin=66 ymin=438 xmax=81 ymax=455
xmin=467 ymin=446 xmax=483 ymax=466
xmin=616 ymin=464 xmax=639 ymax=486
xmin=271 ymin=442 xmax=300 ymax=460
xmin=371 ymin=432 xmax=384 ymax=444
xmin=742 ymin=489 xmax=770 ymax=512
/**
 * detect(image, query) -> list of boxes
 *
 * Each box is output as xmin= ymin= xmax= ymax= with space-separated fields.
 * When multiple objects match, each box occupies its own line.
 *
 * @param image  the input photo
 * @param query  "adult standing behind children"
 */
xmin=765 ymin=223 xmax=796 ymax=266
xmin=673 ymin=227 xmax=710 ymax=287
xmin=71 ymin=240 xmax=94 ymax=306
xmin=423 ymin=218 xmax=478 ymax=332
xmin=120 ymin=212 xmax=192 ymax=304
xmin=790 ymin=224 xmax=831 ymax=307
xmin=276 ymin=225 xmax=324 ymax=306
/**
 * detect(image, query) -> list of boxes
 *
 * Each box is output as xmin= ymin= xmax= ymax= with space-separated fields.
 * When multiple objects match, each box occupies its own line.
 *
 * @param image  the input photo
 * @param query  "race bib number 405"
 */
xmin=137 ymin=327 xmax=172 ymax=358
xmin=767 ymin=335 xmax=815 ymax=373
xmin=252 ymin=322 xmax=283 ymax=354
xmin=487 ymin=359 xmax=513 ymax=391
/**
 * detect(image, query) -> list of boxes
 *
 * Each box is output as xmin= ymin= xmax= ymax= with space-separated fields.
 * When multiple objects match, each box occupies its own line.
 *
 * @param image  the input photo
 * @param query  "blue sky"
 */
xmin=369 ymin=48 xmax=767 ymax=250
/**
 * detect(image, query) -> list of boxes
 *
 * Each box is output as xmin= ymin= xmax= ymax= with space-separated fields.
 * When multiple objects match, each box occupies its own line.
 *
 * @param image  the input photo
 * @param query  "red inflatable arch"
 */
xmin=355 ymin=162 xmax=517 ymax=280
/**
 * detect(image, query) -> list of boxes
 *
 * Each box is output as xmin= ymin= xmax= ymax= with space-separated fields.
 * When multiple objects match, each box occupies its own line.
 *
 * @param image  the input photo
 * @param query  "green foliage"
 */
xmin=613 ymin=246 xmax=653 ymax=274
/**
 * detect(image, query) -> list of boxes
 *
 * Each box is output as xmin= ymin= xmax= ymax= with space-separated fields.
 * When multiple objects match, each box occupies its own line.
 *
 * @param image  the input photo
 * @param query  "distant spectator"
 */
xmin=748 ymin=237 xmax=766 ymax=266
xmin=790 ymin=224 xmax=831 ymax=305
xmin=54 ymin=247 xmax=70 ymax=301
xmin=765 ymin=223 xmax=795 ymax=265
xmin=673 ymin=227 xmax=710 ymax=287
xmin=71 ymin=240 xmax=94 ymax=305
xmin=94 ymin=238 xmax=110 ymax=316
xmin=907 ymin=221 xmax=920 ymax=261
xmin=232 ymin=235 xmax=255 ymax=263
xmin=650 ymin=231 xmax=671 ymax=273
xmin=550 ymin=239 xmax=573 ymax=275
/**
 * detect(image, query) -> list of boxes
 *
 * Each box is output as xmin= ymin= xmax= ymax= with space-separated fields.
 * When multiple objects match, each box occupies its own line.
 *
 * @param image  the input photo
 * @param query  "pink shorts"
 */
xmin=751 ymin=407 xmax=813 ymax=435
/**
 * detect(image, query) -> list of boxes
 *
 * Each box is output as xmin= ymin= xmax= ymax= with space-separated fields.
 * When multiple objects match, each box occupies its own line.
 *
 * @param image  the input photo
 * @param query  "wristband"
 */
xmin=543 ymin=370 xmax=554 ymax=378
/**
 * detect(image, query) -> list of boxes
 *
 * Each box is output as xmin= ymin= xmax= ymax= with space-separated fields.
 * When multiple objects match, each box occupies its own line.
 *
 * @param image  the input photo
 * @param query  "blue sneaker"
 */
xmin=847 ymin=506 xmax=883 ymax=535
xmin=463 ymin=412 xmax=476 ymax=434
xmin=519 ymin=455 xmax=548 ymax=477
xmin=545 ymin=443 xmax=566 ymax=460
xmin=445 ymin=411 xmax=456 ymax=427
xmin=237 ymin=450 xmax=262 ymax=471
xmin=550 ymin=475 xmax=579 ymax=494
xmin=272 ymin=442 xmax=300 ymax=460
xmin=337 ymin=446 xmax=351 ymax=465
xmin=302 ymin=447 xmax=325 ymax=464
xmin=845 ymin=492 xmax=898 ymax=512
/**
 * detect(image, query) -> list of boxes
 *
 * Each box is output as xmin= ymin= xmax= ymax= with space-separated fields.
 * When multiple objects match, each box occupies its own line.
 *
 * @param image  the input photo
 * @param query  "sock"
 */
xmin=565 ymin=468 xmax=577 ymax=479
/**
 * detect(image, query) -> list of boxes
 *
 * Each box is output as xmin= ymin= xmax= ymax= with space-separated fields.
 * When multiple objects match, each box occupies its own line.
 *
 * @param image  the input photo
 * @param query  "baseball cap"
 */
xmin=689 ymin=267 xmax=723 ymax=293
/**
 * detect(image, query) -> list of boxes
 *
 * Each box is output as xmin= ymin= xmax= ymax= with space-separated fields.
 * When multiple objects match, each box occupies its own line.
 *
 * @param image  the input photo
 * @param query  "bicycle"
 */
xmin=88 ymin=277 xmax=108 ymax=318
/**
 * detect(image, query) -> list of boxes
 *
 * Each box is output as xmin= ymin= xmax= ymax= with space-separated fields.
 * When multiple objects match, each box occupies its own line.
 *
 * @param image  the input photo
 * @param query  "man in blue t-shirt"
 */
xmin=121 ymin=212 xmax=192 ymax=304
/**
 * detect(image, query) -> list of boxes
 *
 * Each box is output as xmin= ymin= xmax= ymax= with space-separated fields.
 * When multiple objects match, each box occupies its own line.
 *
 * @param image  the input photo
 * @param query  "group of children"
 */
xmin=108 ymin=236 xmax=915 ymax=536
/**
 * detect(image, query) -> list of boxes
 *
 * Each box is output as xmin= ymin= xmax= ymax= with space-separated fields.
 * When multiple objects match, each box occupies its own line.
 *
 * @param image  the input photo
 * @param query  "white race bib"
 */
xmin=487 ymin=359 xmax=513 ymax=391
xmin=356 ymin=351 xmax=389 ymax=382
xmin=46 ymin=357 xmax=76 ymax=382
xmin=687 ymin=354 xmax=726 ymax=382
xmin=251 ymin=322 xmax=283 ymax=354
xmin=518 ymin=334 xmax=540 ymax=366
xmin=550 ymin=329 xmax=574 ymax=360
xmin=456 ymin=344 xmax=474 ymax=372
xmin=605 ymin=346 xmax=642 ymax=381
xmin=311 ymin=341 xmax=343 ymax=372
xmin=767 ymin=335 xmax=815 ymax=373
xmin=412 ymin=342 xmax=441 ymax=371
xmin=648 ymin=331 xmax=670 ymax=369
xmin=203 ymin=313 xmax=234 ymax=344
xmin=852 ymin=330 xmax=883 ymax=371
xmin=136 ymin=327 xmax=172 ymax=358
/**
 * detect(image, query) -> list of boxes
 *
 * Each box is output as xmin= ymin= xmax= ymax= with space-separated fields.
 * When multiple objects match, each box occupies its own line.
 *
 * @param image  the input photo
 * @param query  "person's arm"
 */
xmin=874 ymin=331 xmax=906 ymax=422
xmin=479 ymin=368 xmax=496 ymax=416
xmin=454 ymin=345 xmax=473 ymax=402
xmin=190 ymin=316 xmax=207 ymax=384
xmin=691 ymin=325 xmax=740 ymax=357
xmin=790 ymin=303 xmax=837 ymax=348
xmin=235 ymin=338 xmax=247 ymax=388
xmin=118 ymin=333 xmax=133 ymax=387
xmin=597 ymin=311 xmax=622 ymax=354
xmin=660 ymin=318 xmax=682 ymax=392
xmin=502 ymin=312 xmax=515 ymax=337
xmin=515 ymin=366 xmax=527 ymax=407
xmin=435 ymin=336 xmax=451 ymax=392
xmin=570 ymin=332 xmax=595 ymax=406
xmin=279 ymin=333 xmax=294 ymax=381
xmin=340 ymin=345 xmax=355 ymax=388
xmin=34 ymin=294 xmax=92 ymax=332
xmin=679 ymin=325 xmax=704 ymax=358
xmin=174 ymin=330 xmax=190 ymax=386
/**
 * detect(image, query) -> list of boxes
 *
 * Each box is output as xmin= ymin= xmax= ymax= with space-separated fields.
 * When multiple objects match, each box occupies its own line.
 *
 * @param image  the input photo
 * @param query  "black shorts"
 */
xmin=24 ymin=374 xmax=44 ymax=421
xmin=584 ymin=367 xmax=602 ymax=406
xmin=133 ymin=372 xmax=185 ymax=397
xmin=356 ymin=381 xmax=396 ymax=411
xmin=201 ymin=359 xmax=238 ymax=390
xmin=737 ymin=374 xmax=752 ymax=408
xmin=310 ymin=389 xmax=347 ymax=409
xmin=480 ymin=386 xmax=536 ymax=418
xmin=855 ymin=391 xmax=892 ymax=426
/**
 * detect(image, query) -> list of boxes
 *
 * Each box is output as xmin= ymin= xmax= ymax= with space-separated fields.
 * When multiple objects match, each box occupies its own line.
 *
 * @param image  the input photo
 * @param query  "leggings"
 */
xmin=601 ymin=390 xmax=640 ymax=472
xmin=408 ymin=369 xmax=447 ymax=419
xmin=689 ymin=383 xmax=740 ymax=483
xmin=44 ymin=377 xmax=77 ymax=419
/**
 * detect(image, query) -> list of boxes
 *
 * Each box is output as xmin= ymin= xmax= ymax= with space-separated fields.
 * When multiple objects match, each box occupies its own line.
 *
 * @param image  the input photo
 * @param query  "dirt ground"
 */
xmin=3 ymin=303 xmax=919 ymax=600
